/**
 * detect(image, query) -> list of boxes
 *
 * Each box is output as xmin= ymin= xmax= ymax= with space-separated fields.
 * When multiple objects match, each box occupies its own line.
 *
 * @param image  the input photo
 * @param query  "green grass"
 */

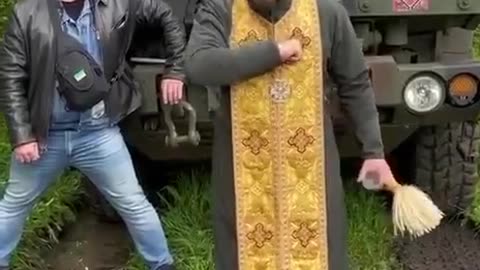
xmin=346 ymin=186 xmax=396 ymax=270
xmin=0 ymin=0 xmax=477 ymax=267
xmin=0 ymin=118 xmax=86 ymax=270
xmin=125 ymin=174 xmax=396 ymax=270
xmin=125 ymin=173 xmax=215 ymax=270
xmin=125 ymin=25 xmax=480 ymax=270
xmin=0 ymin=2 xmax=87 ymax=267
xmin=10 ymin=171 xmax=84 ymax=269
xmin=0 ymin=0 xmax=14 ymax=42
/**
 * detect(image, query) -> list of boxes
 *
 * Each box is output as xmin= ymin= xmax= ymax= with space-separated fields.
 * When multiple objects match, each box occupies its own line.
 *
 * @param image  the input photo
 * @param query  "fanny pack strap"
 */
xmin=46 ymin=0 xmax=131 ymax=82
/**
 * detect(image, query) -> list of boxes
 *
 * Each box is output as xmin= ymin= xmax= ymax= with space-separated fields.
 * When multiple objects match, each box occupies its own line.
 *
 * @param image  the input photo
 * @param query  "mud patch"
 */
xmin=396 ymin=220 xmax=480 ymax=270
xmin=45 ymin=210 xmax=132 ymax=270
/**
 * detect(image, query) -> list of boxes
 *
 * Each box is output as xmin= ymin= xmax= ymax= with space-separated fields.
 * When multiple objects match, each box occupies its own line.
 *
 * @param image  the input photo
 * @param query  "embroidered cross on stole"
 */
xmin=230 ymin=0 xmax=329 ymax=269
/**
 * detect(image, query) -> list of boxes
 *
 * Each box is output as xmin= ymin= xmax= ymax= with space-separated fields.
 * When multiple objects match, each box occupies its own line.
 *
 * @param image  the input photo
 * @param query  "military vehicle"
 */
xmin=88 ymin=0 xmax=480 ymax=220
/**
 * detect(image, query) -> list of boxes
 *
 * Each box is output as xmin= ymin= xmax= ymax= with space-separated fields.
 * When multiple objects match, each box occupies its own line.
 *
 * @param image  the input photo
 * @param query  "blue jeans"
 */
xmin=0 ymin=127 xmax=173 ymax=269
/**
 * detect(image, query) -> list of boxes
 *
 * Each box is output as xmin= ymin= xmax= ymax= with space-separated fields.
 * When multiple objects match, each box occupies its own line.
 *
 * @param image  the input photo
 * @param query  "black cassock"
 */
xmin=185 ymin=0 xmax=385 ymax=269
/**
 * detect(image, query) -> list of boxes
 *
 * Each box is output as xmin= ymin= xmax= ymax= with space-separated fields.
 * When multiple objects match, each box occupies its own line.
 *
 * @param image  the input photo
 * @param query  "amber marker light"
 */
xmin=448 ymin=73 xmax=478 ymax=107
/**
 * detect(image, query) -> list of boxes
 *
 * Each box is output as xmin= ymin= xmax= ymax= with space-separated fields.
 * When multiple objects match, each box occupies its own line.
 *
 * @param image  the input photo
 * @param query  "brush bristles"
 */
xmin=392 ymin=185 xmax=445 ymax=238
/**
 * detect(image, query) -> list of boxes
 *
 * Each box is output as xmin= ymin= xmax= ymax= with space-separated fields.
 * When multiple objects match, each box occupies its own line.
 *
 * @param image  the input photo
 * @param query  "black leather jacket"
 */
xmin=0 ymin=0 xmax=186 ymax=147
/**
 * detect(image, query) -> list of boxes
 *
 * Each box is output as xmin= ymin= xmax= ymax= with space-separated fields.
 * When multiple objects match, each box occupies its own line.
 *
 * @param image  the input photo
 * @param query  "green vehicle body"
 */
xmin=122 ymin=0 xmax=480 ymax=161
xmin=81 ymin=0 xmax=480 ymax=222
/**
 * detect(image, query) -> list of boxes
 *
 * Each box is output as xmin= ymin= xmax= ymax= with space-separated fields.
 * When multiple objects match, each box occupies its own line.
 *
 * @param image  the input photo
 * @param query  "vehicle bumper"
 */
xmin=333 ymin=56 xmax=480 ymax=156
xmin=365 ymin=56 xmax=480 ymax=123
xmin=128 ymin=57 xmax=480 ymax=160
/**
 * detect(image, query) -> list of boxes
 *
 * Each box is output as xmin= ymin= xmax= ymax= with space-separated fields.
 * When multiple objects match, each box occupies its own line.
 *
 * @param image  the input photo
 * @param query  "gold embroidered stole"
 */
xmin=230 ymin=0 xmax=329 ymax=269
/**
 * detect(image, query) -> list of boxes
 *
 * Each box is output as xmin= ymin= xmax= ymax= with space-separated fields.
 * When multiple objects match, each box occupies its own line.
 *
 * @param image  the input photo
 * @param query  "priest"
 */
xmin=185 ymin=0 xmax=395 ymax=269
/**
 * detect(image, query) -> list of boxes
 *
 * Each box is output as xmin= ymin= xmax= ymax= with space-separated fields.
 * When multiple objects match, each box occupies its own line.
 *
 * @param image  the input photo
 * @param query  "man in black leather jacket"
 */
xmin=0 ymin=0 xmax=185 ymax=269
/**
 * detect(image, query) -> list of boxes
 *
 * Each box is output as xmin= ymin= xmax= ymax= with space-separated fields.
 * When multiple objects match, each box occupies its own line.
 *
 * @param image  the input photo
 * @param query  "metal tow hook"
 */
xmin=162 ymin=101 xmax=201 ymax=147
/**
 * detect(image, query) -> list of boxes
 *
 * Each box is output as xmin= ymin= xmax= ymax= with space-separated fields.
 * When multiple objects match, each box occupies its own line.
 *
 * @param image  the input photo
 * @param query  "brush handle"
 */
xmin=360 ymin=171 xmax=401 ymax=193
xmin=360 ymin=171 xmax=383 ymax=191
xmin=384 ymin=178 xmax=401 ymax=193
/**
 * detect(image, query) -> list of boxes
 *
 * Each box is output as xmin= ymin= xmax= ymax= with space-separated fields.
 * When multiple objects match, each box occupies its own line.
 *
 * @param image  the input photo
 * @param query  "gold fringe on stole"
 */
xmin=230 ymin=0 xmax=329 ymax=269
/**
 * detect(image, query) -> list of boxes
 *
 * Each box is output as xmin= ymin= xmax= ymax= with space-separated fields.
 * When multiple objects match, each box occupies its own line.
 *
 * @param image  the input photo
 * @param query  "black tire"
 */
xmin=412 ymin=121 xmax=480 ymax=216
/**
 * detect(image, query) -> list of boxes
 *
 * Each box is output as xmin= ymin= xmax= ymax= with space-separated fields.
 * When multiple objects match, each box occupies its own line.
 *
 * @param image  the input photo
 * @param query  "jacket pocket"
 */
xmin=111 ymin=13 xmax=128 ymax=30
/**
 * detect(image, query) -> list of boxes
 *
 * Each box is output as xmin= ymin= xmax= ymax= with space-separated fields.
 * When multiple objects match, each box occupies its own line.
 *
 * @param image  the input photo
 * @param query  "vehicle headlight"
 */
xmin=403 ymin=75 xmax=445 ymax=113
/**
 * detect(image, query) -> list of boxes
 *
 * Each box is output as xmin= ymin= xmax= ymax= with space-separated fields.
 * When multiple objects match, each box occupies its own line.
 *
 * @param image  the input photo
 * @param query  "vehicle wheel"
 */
xmin=411 ymin=121 xmax=480 ymax=216
xmin=83 ymin=177 xmax=122 ymax=223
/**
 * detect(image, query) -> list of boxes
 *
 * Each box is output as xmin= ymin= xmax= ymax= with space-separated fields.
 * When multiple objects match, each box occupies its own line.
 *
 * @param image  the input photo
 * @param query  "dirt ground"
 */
xmin=45 ymin=210 xmax=132 ymax=270
xmin=396 ymin=219 xmax=480 ymax=270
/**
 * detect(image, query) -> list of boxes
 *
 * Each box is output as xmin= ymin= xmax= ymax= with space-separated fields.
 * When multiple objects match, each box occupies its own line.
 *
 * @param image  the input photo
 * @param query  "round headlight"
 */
xmin=403 ymin=75 xmax=445 ymax=113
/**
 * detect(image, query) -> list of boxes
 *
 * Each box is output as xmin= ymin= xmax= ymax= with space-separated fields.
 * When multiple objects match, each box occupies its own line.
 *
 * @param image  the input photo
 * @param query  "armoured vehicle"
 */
xmin=89 ymin=0 xmax=480 ymax=220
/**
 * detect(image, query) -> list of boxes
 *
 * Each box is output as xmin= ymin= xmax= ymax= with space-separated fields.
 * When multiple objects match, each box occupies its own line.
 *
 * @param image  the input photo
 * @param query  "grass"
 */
xmin=0 ymin=0 xmax=477 ymax=267
xmin=0 ymin=118 xmax=86 ymax=270
xmin=0 ymin=3 xmax=86 ymax=268
xmin=468 ymin=28 xmax=480 ymax=226
xmin=10 ymin=172 xmax=84 ymax=269
xmin=0 ymin=0 xmax=14 ymax=42
xmin=125 ymin=173 xmax=215 ymax=270
xmin=125 ymin=26 xmax=480 ymax=270
xmin=124 ymin=173 xmax=396 ymax=270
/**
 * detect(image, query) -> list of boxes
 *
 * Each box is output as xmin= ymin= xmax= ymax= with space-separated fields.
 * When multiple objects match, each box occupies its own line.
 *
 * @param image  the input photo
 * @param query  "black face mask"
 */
xmin=247 ymin=0 xmax=277 ymax=15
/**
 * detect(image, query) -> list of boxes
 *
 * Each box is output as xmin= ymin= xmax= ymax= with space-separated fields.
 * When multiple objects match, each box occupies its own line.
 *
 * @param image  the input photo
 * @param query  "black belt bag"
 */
xmin=46 ymin=0 xmax=128 ymax=112
xmin=55 ymin=38 xmax=111 ymax=111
